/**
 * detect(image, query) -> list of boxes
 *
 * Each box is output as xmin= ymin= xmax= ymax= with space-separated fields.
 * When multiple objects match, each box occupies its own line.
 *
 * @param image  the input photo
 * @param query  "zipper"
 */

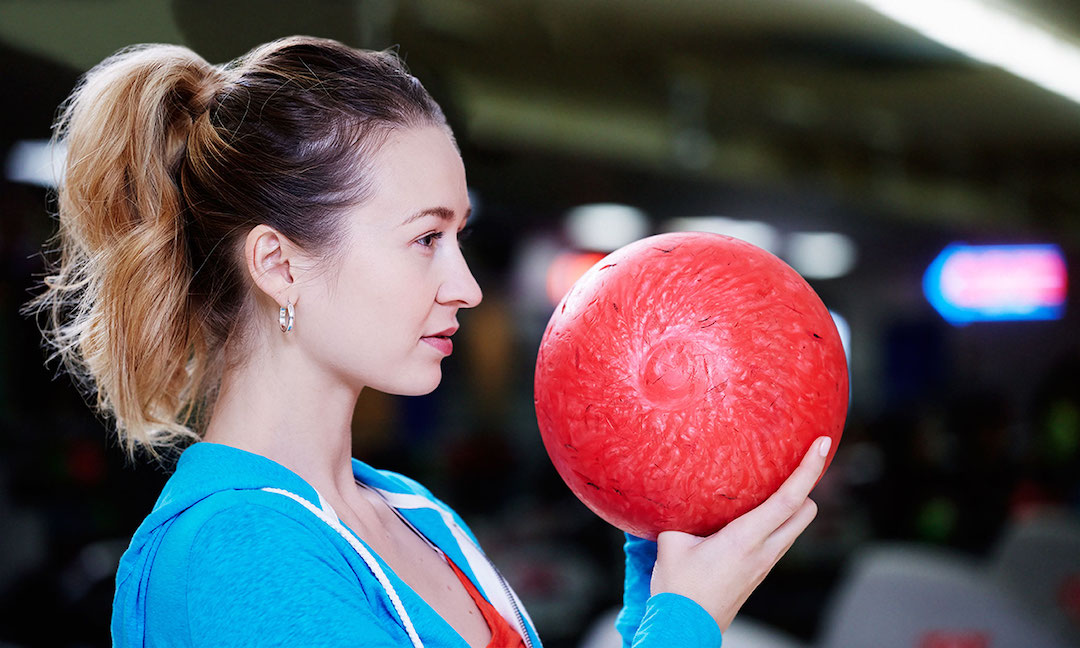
xmin=398 ymin=507 xmax=537 ymax=646
xmin=493 ymin=563 xmax=535 ymax=648
xmin=359 ymin=481 xmax=538 ymax=646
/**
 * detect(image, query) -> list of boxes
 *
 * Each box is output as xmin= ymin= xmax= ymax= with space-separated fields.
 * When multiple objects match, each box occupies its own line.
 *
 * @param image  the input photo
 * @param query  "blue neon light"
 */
xmin=923 ymin=243 xmax=1068 ymax=325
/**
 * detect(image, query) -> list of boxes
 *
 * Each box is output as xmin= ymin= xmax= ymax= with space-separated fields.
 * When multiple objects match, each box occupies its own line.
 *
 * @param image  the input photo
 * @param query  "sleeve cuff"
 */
xmin=635 ymin=592 xmax=723 ymax=647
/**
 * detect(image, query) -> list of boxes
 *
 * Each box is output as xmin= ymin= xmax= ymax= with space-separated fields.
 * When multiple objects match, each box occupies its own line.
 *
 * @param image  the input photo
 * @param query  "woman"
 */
xmin=25 ymin=36 xmax=829 ymax=647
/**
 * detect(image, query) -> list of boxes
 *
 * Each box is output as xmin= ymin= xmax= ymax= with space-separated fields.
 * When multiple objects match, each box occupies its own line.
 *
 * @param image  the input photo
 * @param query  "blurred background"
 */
xmin=1 ymin=1 xmax=1079 ymax=646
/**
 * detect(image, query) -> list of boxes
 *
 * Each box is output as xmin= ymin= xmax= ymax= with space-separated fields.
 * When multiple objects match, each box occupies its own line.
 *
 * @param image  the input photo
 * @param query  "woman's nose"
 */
xmin=438 ymin=249 xmax=483 ymax=308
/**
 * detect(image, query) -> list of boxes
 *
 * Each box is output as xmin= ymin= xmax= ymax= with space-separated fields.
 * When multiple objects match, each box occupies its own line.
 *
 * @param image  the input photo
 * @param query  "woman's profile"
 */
xmin=23 ymin=36 xmax=829 ymax=647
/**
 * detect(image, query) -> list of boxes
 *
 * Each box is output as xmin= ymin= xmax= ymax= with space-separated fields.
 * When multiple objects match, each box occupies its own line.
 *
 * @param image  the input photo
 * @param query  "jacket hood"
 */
xmin=112 ymin=442 xmax=324 ymax=645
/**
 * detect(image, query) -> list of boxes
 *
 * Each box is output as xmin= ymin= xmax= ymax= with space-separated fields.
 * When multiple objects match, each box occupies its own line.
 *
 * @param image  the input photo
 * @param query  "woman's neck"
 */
xmin=202 ymin=341 xmax=363 ymax=504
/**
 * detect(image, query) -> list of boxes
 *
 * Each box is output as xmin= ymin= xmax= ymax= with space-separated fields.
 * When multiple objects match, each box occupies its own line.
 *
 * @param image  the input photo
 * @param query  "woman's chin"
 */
xmin=385 ymin=370 xmax=443 ymax=397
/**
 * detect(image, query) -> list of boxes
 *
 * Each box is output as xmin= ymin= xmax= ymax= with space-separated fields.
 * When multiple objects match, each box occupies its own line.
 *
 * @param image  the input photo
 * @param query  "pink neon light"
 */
xmin=939 ymin=248 xmax=1067 ymax=311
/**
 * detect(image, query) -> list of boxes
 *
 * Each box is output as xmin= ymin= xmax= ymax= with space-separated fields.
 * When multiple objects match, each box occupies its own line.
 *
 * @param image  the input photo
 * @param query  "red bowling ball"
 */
xmin=534 ymin=232 xmax=848 ymax=540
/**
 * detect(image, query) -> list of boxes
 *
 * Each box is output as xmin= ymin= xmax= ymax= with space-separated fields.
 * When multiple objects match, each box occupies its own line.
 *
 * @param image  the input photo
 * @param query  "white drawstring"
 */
xmin=261 ymin=488 xmax=425 ymax=648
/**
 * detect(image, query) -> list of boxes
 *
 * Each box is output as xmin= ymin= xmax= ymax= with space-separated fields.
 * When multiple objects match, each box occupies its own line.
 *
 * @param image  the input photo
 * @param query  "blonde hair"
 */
xmin=23 ymin=37 xmax=448 ymax=460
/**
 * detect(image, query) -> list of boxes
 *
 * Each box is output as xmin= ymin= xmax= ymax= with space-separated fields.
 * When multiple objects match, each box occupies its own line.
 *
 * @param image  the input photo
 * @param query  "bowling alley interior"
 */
xmin=1 ymin=1 xmax=1078 ymax=647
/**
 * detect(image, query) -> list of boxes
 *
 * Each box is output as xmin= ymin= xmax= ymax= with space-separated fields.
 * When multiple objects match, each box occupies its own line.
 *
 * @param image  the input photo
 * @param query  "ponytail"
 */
xmin=24 ymin=45 xmax=223 ymax=459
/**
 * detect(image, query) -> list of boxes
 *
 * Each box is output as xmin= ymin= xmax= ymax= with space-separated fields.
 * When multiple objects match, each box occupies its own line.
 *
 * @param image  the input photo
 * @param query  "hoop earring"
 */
xmin=279 ymin=300 xmax=294 ymax=333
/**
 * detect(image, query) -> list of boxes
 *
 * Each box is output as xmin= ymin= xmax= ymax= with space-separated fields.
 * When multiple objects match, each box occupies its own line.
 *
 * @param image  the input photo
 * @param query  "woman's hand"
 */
xmin=649 ymin=436 xmax=831 ymax=632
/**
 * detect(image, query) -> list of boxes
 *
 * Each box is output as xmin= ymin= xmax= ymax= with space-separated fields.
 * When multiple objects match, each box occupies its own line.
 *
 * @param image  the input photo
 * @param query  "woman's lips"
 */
xmin=421 ymin=335 xmax=453 ymax=355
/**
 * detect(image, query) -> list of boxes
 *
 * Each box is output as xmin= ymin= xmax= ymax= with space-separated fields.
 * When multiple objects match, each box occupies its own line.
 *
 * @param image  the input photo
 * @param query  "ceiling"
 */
xmin=3 ymin=0 xmax=1080 ymax=244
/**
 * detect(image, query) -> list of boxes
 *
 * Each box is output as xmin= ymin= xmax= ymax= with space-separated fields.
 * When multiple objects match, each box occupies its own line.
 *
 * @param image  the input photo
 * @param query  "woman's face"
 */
xmin=298 ymin=125 xmax=482 ymax=396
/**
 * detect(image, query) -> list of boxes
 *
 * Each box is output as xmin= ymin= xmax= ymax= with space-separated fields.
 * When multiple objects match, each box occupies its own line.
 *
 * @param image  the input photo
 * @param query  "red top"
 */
xmin=445 ymin=557 xmax=527 ymax=648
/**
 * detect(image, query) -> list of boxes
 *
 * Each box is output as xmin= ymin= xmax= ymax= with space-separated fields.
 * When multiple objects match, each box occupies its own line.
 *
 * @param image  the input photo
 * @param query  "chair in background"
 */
xmin=988 ymin=509 xmax=1080 ymax=646
xmin=817 ymin=543 xmax=1070 ymax=648
xmin=578 ymin=607 xmax=620 ymax=648
xmin=722 ymin=616 xmax=810 ymax=648
xmin=578 ymin=606 xmax=809 ymax=648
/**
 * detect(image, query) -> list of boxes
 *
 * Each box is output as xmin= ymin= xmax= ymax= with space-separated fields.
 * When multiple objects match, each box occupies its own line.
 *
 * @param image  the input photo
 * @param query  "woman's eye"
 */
xmin=417 ymin=232 xmax=444 ymax=248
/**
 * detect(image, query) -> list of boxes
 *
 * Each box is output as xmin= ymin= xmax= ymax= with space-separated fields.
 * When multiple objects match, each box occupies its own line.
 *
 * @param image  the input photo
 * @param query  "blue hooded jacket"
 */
xmin=111 ymin=442 xmax=720 ymax=647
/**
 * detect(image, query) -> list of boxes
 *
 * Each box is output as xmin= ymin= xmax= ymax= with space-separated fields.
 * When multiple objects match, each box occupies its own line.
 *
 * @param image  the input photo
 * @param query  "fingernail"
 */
xmin=818 ymin=437 xmax=832 ymax=458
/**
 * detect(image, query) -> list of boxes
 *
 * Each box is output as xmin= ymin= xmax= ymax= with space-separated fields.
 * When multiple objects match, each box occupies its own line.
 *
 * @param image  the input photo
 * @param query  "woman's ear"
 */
xmin=244 ymin=225 xmax=304 ymax=305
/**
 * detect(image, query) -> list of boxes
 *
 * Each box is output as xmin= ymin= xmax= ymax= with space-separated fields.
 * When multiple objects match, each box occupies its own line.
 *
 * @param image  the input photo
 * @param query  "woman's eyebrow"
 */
xmin=400 ymin=206 xmax=471 ymax=226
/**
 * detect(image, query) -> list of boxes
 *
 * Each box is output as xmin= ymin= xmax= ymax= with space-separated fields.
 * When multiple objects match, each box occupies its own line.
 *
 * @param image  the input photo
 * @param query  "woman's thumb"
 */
xmin=656 ymin=529 xmax=702 ymax=553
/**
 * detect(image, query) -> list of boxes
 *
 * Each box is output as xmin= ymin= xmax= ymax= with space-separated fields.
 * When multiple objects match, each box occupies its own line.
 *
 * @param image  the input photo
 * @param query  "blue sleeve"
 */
xmin=183 ymin=503 xmax=402 ymax=647
xmin=615 ymin=533 xmax=656 ymax=643
xmin=615 ymin=533 xmax=723 ymax=648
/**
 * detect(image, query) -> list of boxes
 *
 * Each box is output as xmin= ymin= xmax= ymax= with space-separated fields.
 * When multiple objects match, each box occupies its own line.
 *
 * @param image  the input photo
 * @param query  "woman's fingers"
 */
xmin=726 ymin=436 xmax=830 ymax=538
xmin=765 ymin=497 xmax=818 ymax=556
xmin=648 ymin=437 xmax=832 ymax=631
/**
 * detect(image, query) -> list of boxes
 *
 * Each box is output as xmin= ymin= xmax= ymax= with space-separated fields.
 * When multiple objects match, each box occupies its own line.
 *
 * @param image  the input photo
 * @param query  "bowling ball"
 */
xmin=534 ymin=232 xmax=847 ymax=540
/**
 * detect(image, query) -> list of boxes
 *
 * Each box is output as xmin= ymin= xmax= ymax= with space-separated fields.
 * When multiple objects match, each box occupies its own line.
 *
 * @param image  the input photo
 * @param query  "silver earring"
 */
xmin=279 ymin=300 xmax=294 ymax=333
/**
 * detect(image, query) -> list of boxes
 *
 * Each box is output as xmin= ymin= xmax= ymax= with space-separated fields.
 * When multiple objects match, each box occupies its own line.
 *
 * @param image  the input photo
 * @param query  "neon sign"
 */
xmin=924 ymin=244 xmax=1068 ymax=324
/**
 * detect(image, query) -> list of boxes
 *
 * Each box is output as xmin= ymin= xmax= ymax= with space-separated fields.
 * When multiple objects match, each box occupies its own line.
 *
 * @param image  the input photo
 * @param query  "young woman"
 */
xmin=25 ymin=36 xmax=829 ymax=647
